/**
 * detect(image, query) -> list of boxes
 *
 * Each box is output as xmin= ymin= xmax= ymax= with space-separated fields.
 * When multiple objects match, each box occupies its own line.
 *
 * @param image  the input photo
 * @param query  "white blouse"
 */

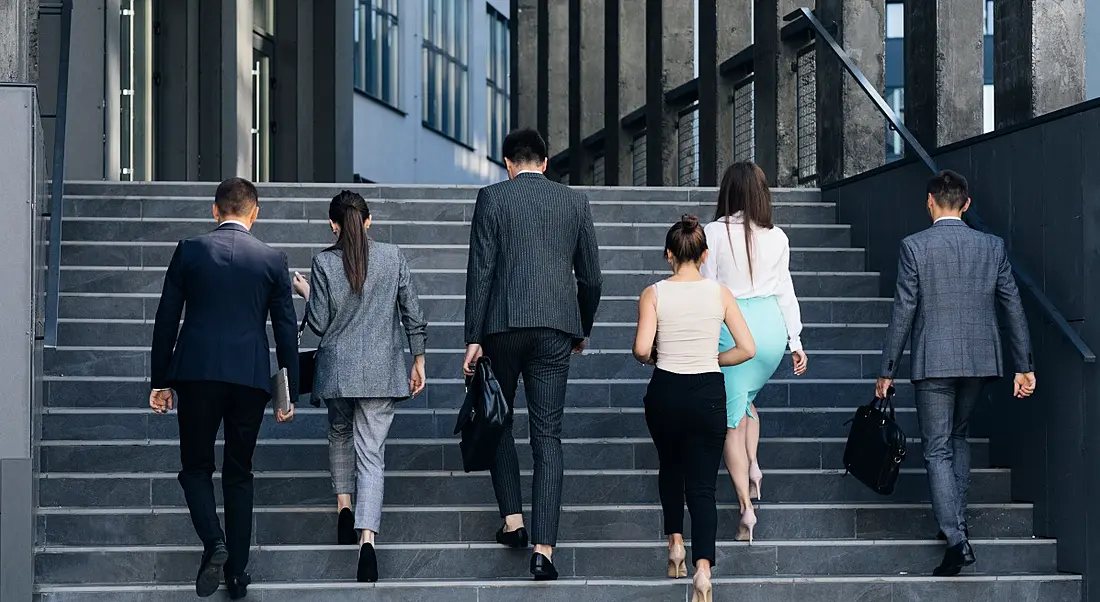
xmin=700 ymin=214 xmax=804 ymax=352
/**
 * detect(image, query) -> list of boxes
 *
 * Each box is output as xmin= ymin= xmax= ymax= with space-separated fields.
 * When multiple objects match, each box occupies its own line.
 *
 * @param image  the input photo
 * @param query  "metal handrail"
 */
xmin=43 ymin=0 xmax=73 ymax=348
xmin=787 ymin=6 xmax=1096 ymax=363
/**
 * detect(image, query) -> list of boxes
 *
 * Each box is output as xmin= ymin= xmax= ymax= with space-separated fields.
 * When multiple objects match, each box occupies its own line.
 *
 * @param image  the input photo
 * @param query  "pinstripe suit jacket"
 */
xmin=880 ymin=219 xmax=1034 ymax=381
xmin=464 ymin=172 xmax=603 ymax=344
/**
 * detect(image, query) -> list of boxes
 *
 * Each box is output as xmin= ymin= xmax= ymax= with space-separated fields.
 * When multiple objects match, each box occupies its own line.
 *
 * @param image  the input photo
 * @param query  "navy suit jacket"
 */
xmin=150 ymin=222 xmax=300 ymax=399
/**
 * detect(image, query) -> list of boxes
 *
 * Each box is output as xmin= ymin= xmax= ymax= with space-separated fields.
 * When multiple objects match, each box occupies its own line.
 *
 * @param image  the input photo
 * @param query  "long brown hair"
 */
xmin=327 ymin=190 xmax=371 ymax=295
xmin=714 ymin=162 xmax=774 ymax=282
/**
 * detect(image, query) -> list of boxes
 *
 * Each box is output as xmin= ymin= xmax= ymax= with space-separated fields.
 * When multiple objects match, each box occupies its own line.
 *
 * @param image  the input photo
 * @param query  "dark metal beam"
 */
xmin=603 ymin=0 xmax=620 ymax=185
xmin=509 ymin=0 xmax=520 ymax=133
xmin=568 ymin=0 xmax=583 ymax=183
xmin=698 ymin=0 xmax=718 ymax=185
xmin=537 ymin=0 xmax=549 ymax=139
xmin=645 ymin=0 xmax=663 ymax=186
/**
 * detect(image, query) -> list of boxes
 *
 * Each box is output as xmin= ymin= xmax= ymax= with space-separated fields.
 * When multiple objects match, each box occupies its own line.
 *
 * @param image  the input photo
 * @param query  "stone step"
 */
xmin=44 ymin=377 xmax=912 ymax=409
xmin=56 ymin=217 xmax=852 ymax=248
xmin=35 ymin=502 xmax=1029 ymax=546
xmin=33 ymin=538 xmax=1059 ymax=584
xmin=31 ymin=575 xmax=1084 ymax=602
xmin=37 ymin=468 xmax=1012 ymax=507
xmin=59 ymin=267 xmax=879 ymax=297
xmin=58 ymin=293 xmax=894 ymax=323
xmin=60 ymin=241 xmax=866 ymax=272
xmin=49 ymin=321 xmax=889 ymax=351
xmin=41 ymin=406 xmax=922 ymax=442
xmin=62 ymin=195 xmax=836 ymax=224
xmin=39 ymin=436 xmax=988 ymax=473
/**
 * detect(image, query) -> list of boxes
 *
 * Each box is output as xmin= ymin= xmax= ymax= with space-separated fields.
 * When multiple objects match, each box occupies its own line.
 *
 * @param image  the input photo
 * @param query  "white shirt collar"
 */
xmin=934 ymin=216 xmax=964 ymax=223
xmin=220 ymin=219 xmax=251 ymax=231
xmin=516 ymin=170 xmax=544 ymax=176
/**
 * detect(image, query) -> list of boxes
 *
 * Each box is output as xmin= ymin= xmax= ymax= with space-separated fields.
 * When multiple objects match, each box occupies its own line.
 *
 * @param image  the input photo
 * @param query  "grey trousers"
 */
xmin=326 ymin=397 xmax=396 ymax=533
xmin=913 ymin=377 xmax=986 ymax=547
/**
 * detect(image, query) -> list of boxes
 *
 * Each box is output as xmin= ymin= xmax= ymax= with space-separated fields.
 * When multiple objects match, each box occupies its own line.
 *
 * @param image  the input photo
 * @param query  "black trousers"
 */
xmin=482 ymin=328 xmax=573 ymax=546
xmin=174 ymin=380 xmax=269 ymax=576
xmin=643 ymin=368 xmax=727 ymax=566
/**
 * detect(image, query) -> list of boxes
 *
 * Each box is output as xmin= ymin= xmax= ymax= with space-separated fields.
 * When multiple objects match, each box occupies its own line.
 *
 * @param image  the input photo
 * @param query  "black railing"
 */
xmin=787 ymin=6 xmax=1096 ymax=363
xmin=43 ymin=0 xmax=74 ymax=349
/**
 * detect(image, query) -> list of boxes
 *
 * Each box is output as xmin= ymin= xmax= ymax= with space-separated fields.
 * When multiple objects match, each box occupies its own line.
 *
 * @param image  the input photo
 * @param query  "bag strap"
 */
xmin=873 ymin=386 xmax=897 ymax=420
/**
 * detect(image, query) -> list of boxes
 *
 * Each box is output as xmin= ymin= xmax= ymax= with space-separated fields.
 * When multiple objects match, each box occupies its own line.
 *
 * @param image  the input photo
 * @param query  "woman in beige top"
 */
xmin=633 ymin=216 xmax=756 ymax=602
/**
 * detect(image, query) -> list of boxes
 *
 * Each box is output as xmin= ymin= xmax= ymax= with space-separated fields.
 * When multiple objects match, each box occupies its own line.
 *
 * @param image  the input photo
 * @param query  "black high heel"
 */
xmin=357 ymin=542 xmax=379 ymax=583
xmin=338 ymin=508 xmax=356 ymax=545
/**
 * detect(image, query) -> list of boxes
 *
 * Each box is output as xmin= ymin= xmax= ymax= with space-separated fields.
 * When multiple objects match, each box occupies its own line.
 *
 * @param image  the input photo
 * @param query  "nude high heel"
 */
xmin=667 ymin=543 xmax=687 ymax=578
xmin=692 ymin=570 xmax=713 ymax=602
xmin=736 ymin=506 xmax=758 ymax=543
xmin=749 ymin=461 xmax=763 ymax=500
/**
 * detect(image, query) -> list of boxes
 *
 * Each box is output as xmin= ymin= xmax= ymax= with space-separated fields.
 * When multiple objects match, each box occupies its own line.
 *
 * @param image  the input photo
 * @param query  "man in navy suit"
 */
xmin=149 ymin=177 xmax=299 ymax=598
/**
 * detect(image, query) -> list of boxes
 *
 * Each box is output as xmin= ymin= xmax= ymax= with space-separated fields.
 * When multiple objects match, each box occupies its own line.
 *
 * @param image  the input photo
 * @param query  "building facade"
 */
xmin=37 ymin=0 xmax=509 ymax=185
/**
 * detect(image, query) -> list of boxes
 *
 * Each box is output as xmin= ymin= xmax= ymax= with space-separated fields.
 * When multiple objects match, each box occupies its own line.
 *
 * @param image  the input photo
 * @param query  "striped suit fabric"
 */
xmin=464 ymin=172 xmax=603 ymax=546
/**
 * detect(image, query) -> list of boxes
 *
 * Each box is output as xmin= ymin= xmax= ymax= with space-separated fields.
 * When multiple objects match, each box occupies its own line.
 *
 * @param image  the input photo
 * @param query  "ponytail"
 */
xmin=328 ymin=190 xmax=371 ymax=296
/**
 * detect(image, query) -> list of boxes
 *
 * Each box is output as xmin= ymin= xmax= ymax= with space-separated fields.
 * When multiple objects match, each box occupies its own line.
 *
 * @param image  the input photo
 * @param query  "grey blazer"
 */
xmin=464 ymin=172 xmax=603 ymax=344
xmin=306 ymin=241 xmax=427 ymax=402
xmin=880 ymin=219 xmax=1034 ymax=381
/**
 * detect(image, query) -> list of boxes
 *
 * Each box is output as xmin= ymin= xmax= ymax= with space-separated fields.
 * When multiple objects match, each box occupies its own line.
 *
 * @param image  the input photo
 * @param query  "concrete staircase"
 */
xmin=35 ymin=182 xmax=1080 ymax=601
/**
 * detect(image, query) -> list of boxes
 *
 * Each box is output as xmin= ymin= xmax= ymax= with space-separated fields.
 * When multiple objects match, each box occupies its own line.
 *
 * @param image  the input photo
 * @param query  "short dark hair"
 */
xmin=665 ymin=215 xmax=708 ymax=264
xmin=215 ymin=177 xmax=259 ymax=217
xmin=927 ymin=170 xmax=969 ymax=210
xmin=502 ymin=128 xmax=548 ymax=165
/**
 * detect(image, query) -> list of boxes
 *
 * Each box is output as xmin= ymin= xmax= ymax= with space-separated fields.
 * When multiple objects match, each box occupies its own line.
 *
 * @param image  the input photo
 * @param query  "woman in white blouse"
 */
xmin=700 ymin=162 xmax=808 ymax=542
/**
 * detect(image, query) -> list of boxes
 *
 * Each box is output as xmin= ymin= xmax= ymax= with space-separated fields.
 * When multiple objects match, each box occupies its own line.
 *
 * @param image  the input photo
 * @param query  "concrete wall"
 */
xmin=352 ymin=0 xmax=508 ymax=185
xmin=823 ymin=98 xmax=1100 ymax=595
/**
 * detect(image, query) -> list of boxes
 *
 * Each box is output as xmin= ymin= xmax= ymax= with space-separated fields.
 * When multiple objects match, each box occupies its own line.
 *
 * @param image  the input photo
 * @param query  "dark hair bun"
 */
xmin=665 ymin=215 xmax=708 ymax=264
xmin=679 ymin=214 xmax=700 ymax=231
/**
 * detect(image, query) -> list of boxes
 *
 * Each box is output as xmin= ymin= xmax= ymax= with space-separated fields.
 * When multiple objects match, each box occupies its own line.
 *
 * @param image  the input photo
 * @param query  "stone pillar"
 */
xmin=577 ymin=0 xmax=603 ymax=183
xmin=0 ymin=0 xmax=37 ymax=83
xmin=646 ymin=0 xmax=693 ymax=186
xmin=716 ymin=0 xmax=753 ymax=173
xmin=815 ymin=0 xmax=886 ymax=183
xmin=754 ymin=0 xmax=800 ymax=186
xmin=904 ymin=0 xmax=985 ymax=148
xmin=617 ymin=0 xmax=646 ymax=185
xmin=512 ymin=0 xmax=539 ymax=130
xmin=156 ymin=0 xmax=201 ymax=181
xmin=1089 ymin=0 xmax=1100 ymax=99
xmin=547 ymin=0 xmax=569 ymax=159
xmin=994 ymin=0 xmax=1086 ymax=129
xmin=313 ymin=0 xmax=354 ymax=182
xmin=196 ymin=0 xmax=252 ymax=181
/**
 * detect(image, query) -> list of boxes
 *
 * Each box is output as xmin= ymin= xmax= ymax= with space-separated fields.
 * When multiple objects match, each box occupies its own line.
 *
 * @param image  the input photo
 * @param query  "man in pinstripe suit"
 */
xmin=876 ymin=170 xmax=1036 ymax=577
xmin=463 ymin=128 xmax=603 ymax=580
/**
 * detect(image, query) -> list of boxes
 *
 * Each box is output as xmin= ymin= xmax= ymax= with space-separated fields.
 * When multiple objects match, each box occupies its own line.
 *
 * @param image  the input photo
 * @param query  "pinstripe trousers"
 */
xmin=483 ymin=328 xmax=573 ymax=546
xmin=326 ymin=397 xmax=396 ymax=533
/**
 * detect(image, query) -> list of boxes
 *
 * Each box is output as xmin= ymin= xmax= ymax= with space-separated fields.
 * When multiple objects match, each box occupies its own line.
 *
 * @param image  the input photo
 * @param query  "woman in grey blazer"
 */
xmin=291 ymin=190 xmax=427 ymax=583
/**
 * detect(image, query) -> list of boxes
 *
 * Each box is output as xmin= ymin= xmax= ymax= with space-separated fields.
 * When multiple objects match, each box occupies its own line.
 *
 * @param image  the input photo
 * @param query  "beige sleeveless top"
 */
xmin=653 ymin=279 xmax=724 ymax=374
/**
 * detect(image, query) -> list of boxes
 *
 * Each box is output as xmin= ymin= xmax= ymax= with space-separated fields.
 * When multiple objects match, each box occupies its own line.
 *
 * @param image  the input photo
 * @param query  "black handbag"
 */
xmin=297 ymin=316 xmax=316 ymax=397
xmin=843 ymin=387 xmax=907 ymax=495
xmin=453 ymin=358 xmax=511 ymax=473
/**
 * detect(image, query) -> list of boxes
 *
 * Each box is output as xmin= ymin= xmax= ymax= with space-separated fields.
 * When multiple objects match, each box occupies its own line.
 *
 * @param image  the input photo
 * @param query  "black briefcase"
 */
xmin=453 ymin=358 xmax=511 ymax=472
xmin=843 ymin=388 xmax=907 ymax=495
xmin=297 ymin=316 xmax=316 ymax=398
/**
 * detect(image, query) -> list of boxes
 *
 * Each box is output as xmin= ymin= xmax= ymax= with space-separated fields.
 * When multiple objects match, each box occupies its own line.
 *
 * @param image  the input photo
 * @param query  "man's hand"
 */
xmin=463 ymin=344 xmax=483 ymax=377
xmin=410 ymin=356 xmax=426 ymax=396
xmin=275 ymin=403 xmax=295 ymax=423
xmin=792 ymin=350 xmax=808 ymax=375
xmin=1014 ymin=372 xmax=1037 ymax=398
xmin=149 ymin=389 xmax=174 ymax=414
xmin=572 ymin=338 xmax=588 ymax=355
xmin=292 ymin=272 xmax=310 ymax=299
xmin=875 ymin=377 xmax=893 ymax=399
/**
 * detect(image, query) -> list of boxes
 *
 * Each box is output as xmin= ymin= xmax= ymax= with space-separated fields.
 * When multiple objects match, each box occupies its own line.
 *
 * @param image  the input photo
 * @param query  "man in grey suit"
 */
xmin=463 ymin=128 xmax=602 ymax=580
xmin=876 ymin=170 xmax=1036 ymax=576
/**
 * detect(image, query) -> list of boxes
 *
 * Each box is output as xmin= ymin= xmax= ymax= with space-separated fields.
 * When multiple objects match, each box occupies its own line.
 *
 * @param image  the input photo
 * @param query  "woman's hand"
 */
xmin=292 ymin=272 xmax=310 ymax=299
xmin=792 ymin=350 xmax=808 ymax=375
xmin=409 ymin=356 xmax=426 ymax=396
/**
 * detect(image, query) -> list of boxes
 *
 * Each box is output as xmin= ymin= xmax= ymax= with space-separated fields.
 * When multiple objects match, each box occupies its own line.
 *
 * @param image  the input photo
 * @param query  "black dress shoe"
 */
xmin=933 ymin=541 xmax=976 ymax=577
xmin=496 ymin=526 xmax=529 ymax=549
xmin=530 ymin=552 xmax=558 ymax=581
xmin=225 ymin=573 xmax=251 ymax=600
xmin=195 ymin=541 xmax=228 ymax=597
xmin=357 ymin=542 xmax=379 ymax=583
xmin=338 ymin=508 xmax=357 ymax=545
xmin=937 ymin=523 xmax=970 ymax=541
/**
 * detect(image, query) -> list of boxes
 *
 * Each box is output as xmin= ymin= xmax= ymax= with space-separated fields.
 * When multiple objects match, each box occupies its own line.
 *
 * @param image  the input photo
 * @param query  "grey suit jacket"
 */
xmin=464 ymin=172 xmax=603 ymax=344
xmin=306 ymin=241 xmax=427 ymax=402
xmin=880 ymin=219 xmax=1034 ymax=381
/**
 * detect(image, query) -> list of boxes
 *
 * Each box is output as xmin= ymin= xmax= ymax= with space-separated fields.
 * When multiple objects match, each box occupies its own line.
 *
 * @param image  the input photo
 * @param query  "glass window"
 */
xmin=984 ymin=0 xmax=994 ymax=36
xmin=423 ymin=0 xmax=469 ymax=142
xmin=119 ymin=0 xmax=153 ymax=181
xmin=355 ymin=0 xmax=400 ymax=107
xmin=487 ymin=8 xmax=509 ymax=162
xmin=885 ymin=2 xmax=904 ymax=39
xmin=253 ymin=0 xmax=274 ymax=35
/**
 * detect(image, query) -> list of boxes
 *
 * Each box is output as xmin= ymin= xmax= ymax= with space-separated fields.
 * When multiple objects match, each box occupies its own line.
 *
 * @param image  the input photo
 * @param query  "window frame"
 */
xmin=486 ymin=6 xmax=510 ymax=163
xmin=354 ymin=0 xmax=401 ymax=109
xmin=422 ymin=0 xmax=470 ymax=144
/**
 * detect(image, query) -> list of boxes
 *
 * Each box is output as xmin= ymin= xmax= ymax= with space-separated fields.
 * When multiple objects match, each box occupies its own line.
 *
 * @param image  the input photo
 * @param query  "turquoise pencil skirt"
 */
xmin=719 ymin=296 xmax=788 ymax=429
